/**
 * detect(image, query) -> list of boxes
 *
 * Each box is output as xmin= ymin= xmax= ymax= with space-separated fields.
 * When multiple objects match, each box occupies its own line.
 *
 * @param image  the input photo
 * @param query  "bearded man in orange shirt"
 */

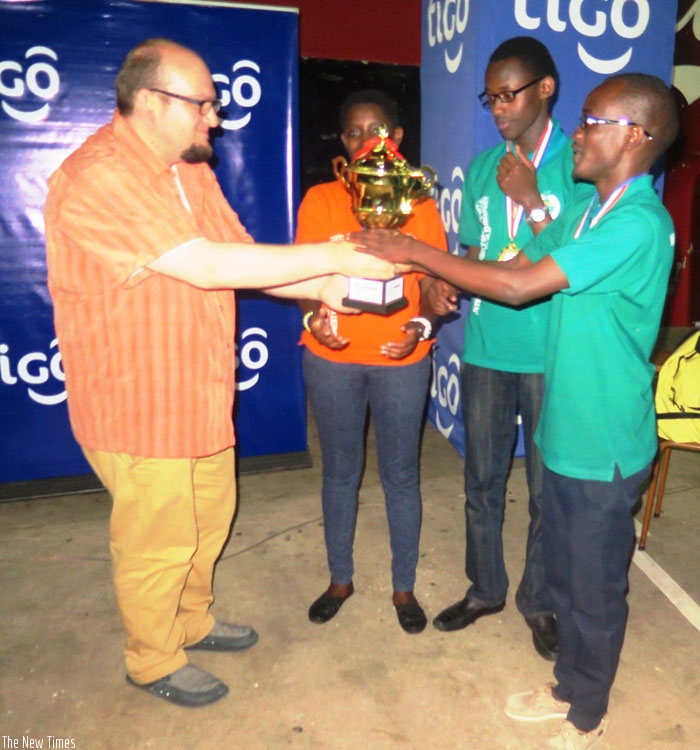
xmin=44 ymin=38 xmax=395 ymax=708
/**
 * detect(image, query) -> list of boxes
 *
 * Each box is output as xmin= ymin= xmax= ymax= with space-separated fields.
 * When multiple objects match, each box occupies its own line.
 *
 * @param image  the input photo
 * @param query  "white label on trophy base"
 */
xmin=384 ymin=276 xmax=404 ymax=303
xmin=346 ymin=275 xmax=404 ymax=305
xmin=347 ymin=277 xmax=386 ymax=305
xmin=343 ymin=275 xmax=407 ymax=315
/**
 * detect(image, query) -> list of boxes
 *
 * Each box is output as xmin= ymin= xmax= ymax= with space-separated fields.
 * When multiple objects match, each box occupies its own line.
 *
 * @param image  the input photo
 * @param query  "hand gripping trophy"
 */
xmin=333 ymin=124 xmax=437 ymax=314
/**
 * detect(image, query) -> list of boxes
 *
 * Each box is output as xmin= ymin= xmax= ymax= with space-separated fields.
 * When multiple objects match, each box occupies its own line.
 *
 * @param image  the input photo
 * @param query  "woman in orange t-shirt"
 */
xmin=296 ymin=90 xmax=451 ymax=634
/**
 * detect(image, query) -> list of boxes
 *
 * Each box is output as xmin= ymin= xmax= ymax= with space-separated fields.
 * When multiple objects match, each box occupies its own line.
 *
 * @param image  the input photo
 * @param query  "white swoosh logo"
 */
xmin=2 ymin=101 xmax=49 ymax=122
xmin=435 ymin=410 xmax=454 ymax=439
xmin=445 ymin=44 xmax=463 ymax=74
xmin=236 ymin=373 xmax=259 ymax=391
xmin=28 ymin=389 xmax=66 ymax=405
xmin=27 ymin=46 xmax=57 ymax=60
xmin=221 ymin=112 xmax=252 ymax=131
xmin=577 ymin=43 xmax=632 ymax=75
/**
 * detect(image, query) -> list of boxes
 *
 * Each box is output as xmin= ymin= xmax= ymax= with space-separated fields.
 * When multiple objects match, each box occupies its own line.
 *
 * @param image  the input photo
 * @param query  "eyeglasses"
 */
xmin=478 ymin=77 xmax=544 ymax=109
xmin=148 ymin=88 xmax=222 ymax=115
xmin=578 ymin=114 xmax=653 ymax=140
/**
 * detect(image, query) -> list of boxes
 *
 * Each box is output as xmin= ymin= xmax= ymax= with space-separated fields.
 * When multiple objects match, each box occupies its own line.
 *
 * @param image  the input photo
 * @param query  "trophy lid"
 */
xmin=347 ymin=123 xmax=412 ymax=176
xmin=332 ymin=123 xmax=437 ymax=229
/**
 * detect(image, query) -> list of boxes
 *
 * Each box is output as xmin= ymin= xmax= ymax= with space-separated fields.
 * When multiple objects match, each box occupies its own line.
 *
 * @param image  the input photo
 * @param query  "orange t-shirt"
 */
xmin=45 ymin=111 xmax=253 ymax=458
xmin=295 ymin=179 xmax=448 ymax=365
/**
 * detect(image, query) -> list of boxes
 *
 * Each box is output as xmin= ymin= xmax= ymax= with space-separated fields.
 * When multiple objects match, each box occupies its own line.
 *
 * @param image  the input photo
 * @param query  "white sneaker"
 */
xmin=504 ymin=683 xmax=570 ymax=721
xmin=541 ymin=717 xmax=608 ymax=749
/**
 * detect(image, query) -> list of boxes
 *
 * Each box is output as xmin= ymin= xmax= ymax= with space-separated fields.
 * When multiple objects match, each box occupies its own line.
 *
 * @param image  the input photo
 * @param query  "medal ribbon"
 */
xmin=573 ymin=174 xmax=644 ymax=239
xmin=505 ymin=117 xmax=554 ymax=244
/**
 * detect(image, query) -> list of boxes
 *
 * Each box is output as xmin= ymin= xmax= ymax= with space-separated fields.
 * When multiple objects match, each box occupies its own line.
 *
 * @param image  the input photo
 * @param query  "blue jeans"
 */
xmin=303 ymin=349 xmax=431 ymax=591
xmin=544 ymin=463 xmax=652 ymax=731
xmin=461 ymin=362 xmax=550 ymax=616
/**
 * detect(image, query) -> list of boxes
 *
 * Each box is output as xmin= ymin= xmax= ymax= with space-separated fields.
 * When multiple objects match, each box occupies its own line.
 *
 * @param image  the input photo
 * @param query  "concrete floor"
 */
xmin=1 ymin=412 xmax=699 ymax=749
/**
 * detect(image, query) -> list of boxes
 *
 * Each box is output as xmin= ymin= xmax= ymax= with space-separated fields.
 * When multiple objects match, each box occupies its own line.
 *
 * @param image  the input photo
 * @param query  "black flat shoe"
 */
xmin=308 ymin=584 xmax=354 ymax=624
xmin=525 ymin=614 xmax=559 ymax=661
xmin=395 ymin=600 xmax=427 ymax=634
xmin=432 ymin=596 xmax=505 ymax=632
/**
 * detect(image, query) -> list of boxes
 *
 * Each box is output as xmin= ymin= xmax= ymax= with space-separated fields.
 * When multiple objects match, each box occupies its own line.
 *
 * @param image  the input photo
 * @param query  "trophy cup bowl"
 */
xmin=333 ymin=124 xmax=437 ymax=314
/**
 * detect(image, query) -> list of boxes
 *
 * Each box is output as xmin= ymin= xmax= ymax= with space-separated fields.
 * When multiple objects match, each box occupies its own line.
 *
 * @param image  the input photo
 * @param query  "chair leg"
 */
xmin=639 ymin=441 xmax=700 ymax=551
xmin=653 ymin=444 xmax=673 ymax=518
xmin=639 ymin=452 xmax=662 ymax=551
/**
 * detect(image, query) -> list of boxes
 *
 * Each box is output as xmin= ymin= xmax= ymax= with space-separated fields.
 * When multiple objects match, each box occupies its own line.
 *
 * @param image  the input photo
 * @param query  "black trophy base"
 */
xmin=342 ymin=295 xmax=409 ymax=315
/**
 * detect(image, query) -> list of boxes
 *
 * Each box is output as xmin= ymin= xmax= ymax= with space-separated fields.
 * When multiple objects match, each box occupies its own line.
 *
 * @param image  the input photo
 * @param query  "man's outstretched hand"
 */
xmin=328 ymin=238 xmax=403 ymax=280
xmin=348 ymin=229 xmax=419 ymax=268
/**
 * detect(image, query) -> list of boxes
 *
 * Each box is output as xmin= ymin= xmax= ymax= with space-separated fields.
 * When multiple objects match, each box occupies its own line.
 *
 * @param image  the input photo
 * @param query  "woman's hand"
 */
xmin=308 ymin=302 xmax=349 ymax=350
xmin=380 ymin=322 xmax=422 ymax=360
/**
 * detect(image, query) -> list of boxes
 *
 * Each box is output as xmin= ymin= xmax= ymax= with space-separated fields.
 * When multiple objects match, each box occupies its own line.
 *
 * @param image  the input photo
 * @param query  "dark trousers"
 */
xmin=542 ymin=462 xmax=652 ymax=731
xmin=461 ymin=363 xmax=550 ymax=616
xmin=304 ymin=349 xmax=431 ymax=591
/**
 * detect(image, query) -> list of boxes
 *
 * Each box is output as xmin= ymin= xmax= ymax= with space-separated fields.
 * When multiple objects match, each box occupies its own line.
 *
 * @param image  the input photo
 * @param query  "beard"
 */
xmin=180 ymin=143 xmax=213 ymax=164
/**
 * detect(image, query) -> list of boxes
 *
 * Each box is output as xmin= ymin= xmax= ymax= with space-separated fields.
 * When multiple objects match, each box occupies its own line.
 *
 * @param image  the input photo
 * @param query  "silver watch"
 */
xmin=526 ymin=206 xmax=549 ymax=225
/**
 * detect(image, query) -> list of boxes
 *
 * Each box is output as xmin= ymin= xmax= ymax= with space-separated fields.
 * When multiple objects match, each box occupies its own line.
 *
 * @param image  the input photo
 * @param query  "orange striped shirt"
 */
xmin=296 ymin=179 xmax=448 ymax=365
xmin=45 ymin=111 xmax=253 ymax=457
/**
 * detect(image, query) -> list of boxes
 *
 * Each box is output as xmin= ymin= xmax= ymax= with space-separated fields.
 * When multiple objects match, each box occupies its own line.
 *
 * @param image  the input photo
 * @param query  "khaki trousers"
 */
xmin=83 ymin=447 xmax=237 ymax=684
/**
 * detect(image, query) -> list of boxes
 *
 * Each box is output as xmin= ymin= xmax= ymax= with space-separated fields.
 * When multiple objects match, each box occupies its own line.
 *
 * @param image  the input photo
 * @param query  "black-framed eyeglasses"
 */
xmin=578 ymin=114 xmax=654 ymax=140
xmin=148 ymin=88 xmax=222 ymax=115
xmin=478 ymin=77 xmax=544 ymax=110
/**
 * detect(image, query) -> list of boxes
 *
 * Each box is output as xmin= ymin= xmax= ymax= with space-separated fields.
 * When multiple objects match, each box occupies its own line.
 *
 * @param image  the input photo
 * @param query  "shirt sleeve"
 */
xmin=522 ymin=182 xmax=596 ymax=265
xmin=47 ymin=161 xmax=205 ymax=287
xmin=522 ymin=217 xmax=565 ymax=263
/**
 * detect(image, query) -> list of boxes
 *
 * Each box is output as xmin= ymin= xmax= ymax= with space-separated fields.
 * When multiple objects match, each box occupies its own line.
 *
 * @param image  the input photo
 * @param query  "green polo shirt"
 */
xmin=524 ymin=176 xmax=675 ymax=481
xmin=458 ymin=118 xmax=578 ymax=372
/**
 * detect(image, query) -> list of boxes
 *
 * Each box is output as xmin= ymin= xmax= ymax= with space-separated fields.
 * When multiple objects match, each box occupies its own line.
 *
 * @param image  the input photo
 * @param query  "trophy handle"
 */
xmin=407 ymin=165 xmax=437 ymax=203
xmin=332 ymin=156 xmax=349 ymax=188
xmin=417 ymin=165 xmax=437 ymax=190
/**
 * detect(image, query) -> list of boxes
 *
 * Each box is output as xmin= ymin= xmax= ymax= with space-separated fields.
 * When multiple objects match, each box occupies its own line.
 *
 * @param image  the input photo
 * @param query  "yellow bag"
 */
xmin=655 ymin=331 xmax=700 ymax=442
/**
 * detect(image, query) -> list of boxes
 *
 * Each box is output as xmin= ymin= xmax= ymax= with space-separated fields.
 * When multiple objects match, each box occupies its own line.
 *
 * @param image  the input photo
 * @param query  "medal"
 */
xmin=502 ymin=118 xmax=554 ymax=261
xmin=498 ymin=241 xmax=520 ymax=262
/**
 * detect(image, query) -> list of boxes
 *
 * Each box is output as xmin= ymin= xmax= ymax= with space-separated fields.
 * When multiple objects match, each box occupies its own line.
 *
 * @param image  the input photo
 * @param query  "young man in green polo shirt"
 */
xmin=432 ymin=36 xmax=583 ymax=663
xmin=353 ymin=72 xmax=678 ymax=750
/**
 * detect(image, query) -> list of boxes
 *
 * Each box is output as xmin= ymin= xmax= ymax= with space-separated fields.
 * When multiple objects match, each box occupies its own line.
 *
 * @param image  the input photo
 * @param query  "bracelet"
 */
xmin=409 ymin=316 xmax=432 ymax=341
xmin=302 ymin=310 xmax=314 ymax=332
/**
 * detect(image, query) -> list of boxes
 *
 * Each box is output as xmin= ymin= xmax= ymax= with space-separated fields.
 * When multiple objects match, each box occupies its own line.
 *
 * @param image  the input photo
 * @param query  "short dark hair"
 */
xmin=488 ymin=36 xmax=558 ymax=85
xmin=115 ymin=38 xmax=170 ymax=116
xmin=607 ymin=72 xmax=679 ymax=157
xmin=339 ymin=89 xmax=400 ymax=131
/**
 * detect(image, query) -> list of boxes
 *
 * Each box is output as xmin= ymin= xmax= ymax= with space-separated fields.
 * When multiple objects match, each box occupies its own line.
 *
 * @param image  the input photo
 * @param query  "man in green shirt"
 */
xmin=434 ymin=37 xmax=581 ymax=663
xmin=353 ymin=73 xmax=678 ymax=750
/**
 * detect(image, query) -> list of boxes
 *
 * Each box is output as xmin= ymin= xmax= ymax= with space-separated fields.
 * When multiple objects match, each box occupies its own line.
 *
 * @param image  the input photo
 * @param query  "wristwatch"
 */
xmin=409 ymin=316 xmax=432 ymax=341
xmin=525 ymin=206 xmax=549 ymax=225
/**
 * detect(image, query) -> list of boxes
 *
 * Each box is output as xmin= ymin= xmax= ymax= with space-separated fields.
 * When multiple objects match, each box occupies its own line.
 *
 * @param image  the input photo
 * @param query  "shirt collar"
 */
xmin=111 ymin=109 xmax=173 ymax=179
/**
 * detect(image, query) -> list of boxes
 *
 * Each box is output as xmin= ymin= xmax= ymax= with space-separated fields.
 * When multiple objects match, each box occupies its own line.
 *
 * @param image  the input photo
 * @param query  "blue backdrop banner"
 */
xmin=421 ymin=0 xmax=679 ymax=457
xmin=0 ymin=0 xmax=303 ymax=483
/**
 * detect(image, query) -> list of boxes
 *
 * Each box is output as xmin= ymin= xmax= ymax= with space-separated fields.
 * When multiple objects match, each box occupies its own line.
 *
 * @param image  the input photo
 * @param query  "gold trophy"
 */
xmin=332 ymin=124 xmax=437 ymax=314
